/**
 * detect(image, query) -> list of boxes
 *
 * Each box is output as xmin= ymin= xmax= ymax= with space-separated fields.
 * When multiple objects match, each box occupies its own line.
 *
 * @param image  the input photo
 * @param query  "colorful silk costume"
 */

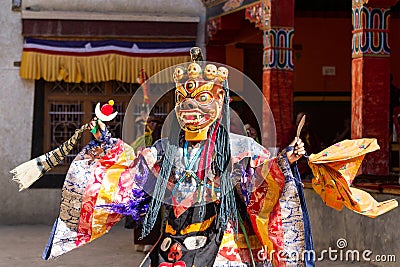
xmin=11 ymin=49 xmax=397 ymax=267
xmin=39 ymin=128 xmax=314 ymax=267
xmin=35 ymin=130 xmax=396 ymax=266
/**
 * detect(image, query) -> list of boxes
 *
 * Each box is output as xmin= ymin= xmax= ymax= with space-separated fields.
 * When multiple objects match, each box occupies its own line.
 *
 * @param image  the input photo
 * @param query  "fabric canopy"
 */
xmin=20 ymin=38 xmax=194 ymax=83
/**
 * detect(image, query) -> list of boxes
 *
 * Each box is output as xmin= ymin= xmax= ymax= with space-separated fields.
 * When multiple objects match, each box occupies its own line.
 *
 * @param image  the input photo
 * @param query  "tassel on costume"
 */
xmin=141 ymin=115 xmax=182 ymax=238
xmin=10 ymin=123 xmax=89 ymax=191
xmin=215 ymin=80 xmax=238 ymax=232
xmin=141 ymin=143 xmax=178 ymax=238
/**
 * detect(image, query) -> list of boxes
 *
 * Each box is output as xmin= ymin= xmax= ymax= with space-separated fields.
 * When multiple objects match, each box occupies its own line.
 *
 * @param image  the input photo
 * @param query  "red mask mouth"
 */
xmin=179 ymin=109 xmax=212 ymax=127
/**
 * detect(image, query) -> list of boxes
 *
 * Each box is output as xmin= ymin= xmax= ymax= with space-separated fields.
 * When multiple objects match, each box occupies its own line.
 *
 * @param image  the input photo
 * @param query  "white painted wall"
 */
xmin=23 ymin=0 xmax=207 ymax=53
xmin=24 ymin=0 xmax=205 ymax=14
xmin=0 ymin=0 xmax=205 ymax=224
xmin=0 ymin=1 xmax=63 ymax=224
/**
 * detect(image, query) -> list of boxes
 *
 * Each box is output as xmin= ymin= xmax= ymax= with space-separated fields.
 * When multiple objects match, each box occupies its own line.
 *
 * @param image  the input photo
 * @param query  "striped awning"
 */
xmin=20 ymin=38 xmax=194 ymax=83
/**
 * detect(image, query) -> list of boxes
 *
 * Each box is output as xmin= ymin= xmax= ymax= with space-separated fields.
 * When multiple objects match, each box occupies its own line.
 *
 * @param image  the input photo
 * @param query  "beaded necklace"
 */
xmin=171 ymin=141 xmax=203 ymax=198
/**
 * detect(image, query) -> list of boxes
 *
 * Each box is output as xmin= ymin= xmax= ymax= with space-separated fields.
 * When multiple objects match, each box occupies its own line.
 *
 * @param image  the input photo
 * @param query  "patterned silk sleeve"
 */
xmin=229 ymin=134 xmax=314 ymax=267
xmin=41 ymin=128 xmax=158 ymax=260
xmin=236 ymin=137 xmax=397 ymax=267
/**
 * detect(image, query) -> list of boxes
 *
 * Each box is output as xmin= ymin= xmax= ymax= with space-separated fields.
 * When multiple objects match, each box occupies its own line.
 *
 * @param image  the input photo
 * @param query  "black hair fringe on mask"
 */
xmin=141 ymin=113 xmax=181 ymax=238
xmin=215 ymin=80 xmax=238 ymax=233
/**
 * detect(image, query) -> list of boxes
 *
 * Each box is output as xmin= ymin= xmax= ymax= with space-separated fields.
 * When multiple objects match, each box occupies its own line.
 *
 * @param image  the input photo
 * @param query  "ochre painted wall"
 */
xmin=225 ymin=44 xmax=244 ymax=72
xmin=293 ymin=18 xmax=353 ymax=92
xmin=212 ymin=16 xmax=400 ymax=94
xmin=215 ymin=17 xmax=355 ymax=93
xmin=294 ymin=16 xmax=400 ymax=93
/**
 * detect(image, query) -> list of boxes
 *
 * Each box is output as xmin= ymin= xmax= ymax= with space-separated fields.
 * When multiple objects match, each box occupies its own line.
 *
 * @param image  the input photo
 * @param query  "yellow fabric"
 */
xmin=20 ymin=51 xmax=190 ymax=83
xmin=257 ymin=159 xmax=282 ymax=258
xmin=308 ymin=138 xmax=398 ymax=218
xmin=90 ymin=146 xmax=135 ymax=240
xmin=220 ymin=233 xmax=263 ymax=249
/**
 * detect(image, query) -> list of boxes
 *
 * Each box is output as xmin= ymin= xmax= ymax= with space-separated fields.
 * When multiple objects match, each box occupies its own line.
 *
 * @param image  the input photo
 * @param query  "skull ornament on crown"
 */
xmin=204 ymin=64 xmax=217 ymax=80
xmin=173 ymin=67 xmax=185 ymax=83
xmin=174 ymin=62 xmax=229 ymax=141
xmin=187 ymin=63 xmax=202 ymax=79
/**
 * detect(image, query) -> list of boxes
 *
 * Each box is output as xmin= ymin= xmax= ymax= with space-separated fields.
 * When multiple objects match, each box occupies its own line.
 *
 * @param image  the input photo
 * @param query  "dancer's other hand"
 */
xmin=286 ymin=137 xmax=305 ymax=164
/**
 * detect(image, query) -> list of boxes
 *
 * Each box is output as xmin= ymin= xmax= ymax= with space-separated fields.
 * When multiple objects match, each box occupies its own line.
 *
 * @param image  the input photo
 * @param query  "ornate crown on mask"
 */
xmin=173 ymin=63 xmax=229 ymax=86
xmin=174 ymin=46 xmax=229 ymax=94
xmin=173 ymin=63 xmax=229 ymax=141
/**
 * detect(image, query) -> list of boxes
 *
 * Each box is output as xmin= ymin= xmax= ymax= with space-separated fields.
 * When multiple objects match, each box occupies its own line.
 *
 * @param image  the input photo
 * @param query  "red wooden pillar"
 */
xmin=351 ymin=0 xmax=398 ymax=175
xmin=246 ymin=0 xmax=295 ymax=148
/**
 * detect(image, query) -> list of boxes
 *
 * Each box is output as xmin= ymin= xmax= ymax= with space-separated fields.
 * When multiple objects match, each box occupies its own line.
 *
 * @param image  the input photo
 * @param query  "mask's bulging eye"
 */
xmin=183 ymin=236 xmax=207 ymax=250
xmin=195 ymin=92 xmax=213 ymax=105
xmin=160 ymin=237 xmax=172 ymax=252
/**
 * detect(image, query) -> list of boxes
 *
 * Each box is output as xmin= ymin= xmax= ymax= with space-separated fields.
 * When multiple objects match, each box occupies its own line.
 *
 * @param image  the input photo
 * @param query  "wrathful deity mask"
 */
xmin=174 ymin=63 xmax=228 ymax=141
